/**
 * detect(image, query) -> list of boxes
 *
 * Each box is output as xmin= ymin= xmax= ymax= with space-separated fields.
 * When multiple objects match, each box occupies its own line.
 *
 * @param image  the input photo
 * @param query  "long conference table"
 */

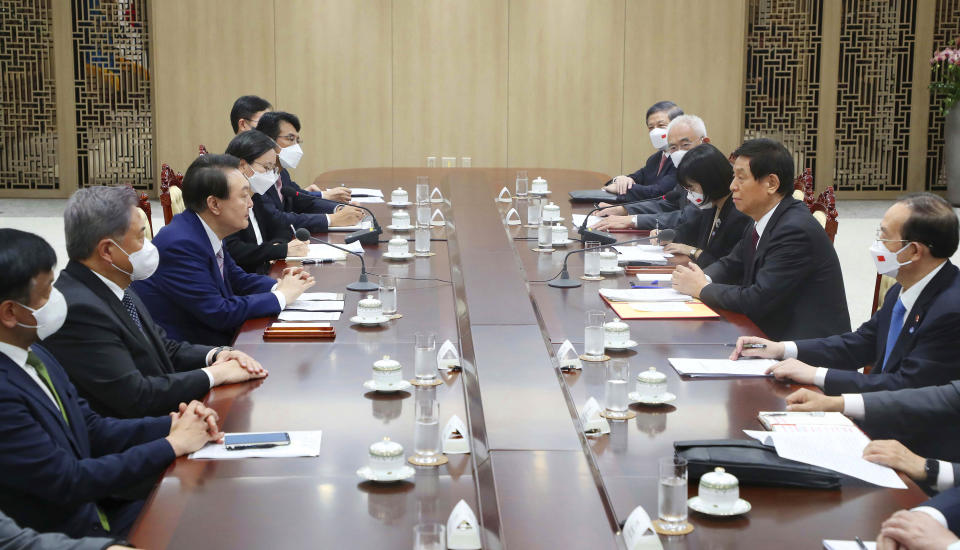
xmin=130 ymin=168 xmax=926 ymax=549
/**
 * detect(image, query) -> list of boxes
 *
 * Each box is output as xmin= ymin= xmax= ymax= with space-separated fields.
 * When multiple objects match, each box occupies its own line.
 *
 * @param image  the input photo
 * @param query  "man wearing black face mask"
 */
xmin=44 ymin=186 xmax=267 ymax=419
xmin=0 ymin=228 xmax=223 ymax=538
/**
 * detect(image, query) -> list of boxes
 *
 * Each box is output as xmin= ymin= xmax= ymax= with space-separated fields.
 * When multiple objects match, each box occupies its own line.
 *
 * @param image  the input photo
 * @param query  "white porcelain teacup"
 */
xmin=542 ymin=202 xmax=560 ymax=221
xmin=603 ymin=320 xmax=630 ymax=348
xmin=372 ymin=355 xmax=403 ymax=386
xmin=357 ymin=295 xmax=383 ymax=320
xmin=599 ymin=250 xmax=618 ymax=272
xmin=368 ymin=437 xmax=405 ymax=475
xmin=636 ymin=367 xmax=667 ymax=398
xmin=552 ymin=224 xmax=569 ymax=243
xmin=387 ymin=237 xmax=409 ymax=256
xmin=698 ymin=467 xmax=740 ymax=512
xmin=531 ymin=177 xmax=548 ymax=193
xmin=391 ymin=210 xmax=410 ymax=229
xmin=391 ymin=187 xmax=408 ymax=204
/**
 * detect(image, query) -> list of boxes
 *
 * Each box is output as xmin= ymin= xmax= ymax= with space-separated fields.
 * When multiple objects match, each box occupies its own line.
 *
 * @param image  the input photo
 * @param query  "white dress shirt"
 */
xmin=753 ymin=199 xmax=780 ymax=245
xmin=91 ymin=270 xmax=217 ymax=388
xmin=196 ymin=215 xmax=287 ymax=310
xmin=0 ymin=342 xmax=58 ymax=407
xmin=248 ymin=208 xmax=264 ymax=245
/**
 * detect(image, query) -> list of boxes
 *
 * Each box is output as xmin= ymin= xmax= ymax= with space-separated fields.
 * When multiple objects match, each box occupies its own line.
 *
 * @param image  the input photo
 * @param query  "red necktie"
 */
xmin=657 ymin=154 xmax=668 ymax=176
xmin=751 ymin=227 xmax=760 ymax=250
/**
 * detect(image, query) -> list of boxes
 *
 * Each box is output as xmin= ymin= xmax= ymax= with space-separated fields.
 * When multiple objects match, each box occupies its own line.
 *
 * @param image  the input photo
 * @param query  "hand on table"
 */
xmin=591 ymin=215 xmax=634 ymax=231
xmin=321 ymin=186 xmax=352 ymax=202
xmin=166 ymin=401 xmax=223 ymax=455
xmin=215 ymin=349 xmax=263 ymax=374
xmin=784 ymin=388 xmax=844 ymax=413
xmin=863 ymin=440 xmax=927 ymax=482
xmin=330 ymin=205 xmax=364 ymax=226
xmin=671 ymin=263 xmax=708 ymax=298
xmin=728 ymin=336 xmax=785 ymax=360
xmin=604 ymin=175 xmax=635 ymax=195
xmin=766 ymin=358 xmax=818 ymax=385
xmin=287 ymin=238 xmax=309 ymax=257
xmin=596 ymin=203 xmax=627 ymax=217
xmin=879 ymin=510 xmax=959 ymax=550
xmin=208 ymin=359 xmax=268 ymax=386
xmin=277 ymin=268 xmax=315 ymax=304
xmin=664 ymin=243 xmax=695 ymax=257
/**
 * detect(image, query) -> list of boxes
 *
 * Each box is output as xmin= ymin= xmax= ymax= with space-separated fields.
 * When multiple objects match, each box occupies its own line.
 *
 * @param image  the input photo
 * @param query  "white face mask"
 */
xmin=649 ymin=127 xmax=668 ymax=151
xmin=279 ymin=144 xmax=304 ymax=170
xmin=670 ymin=149 xmax=687 ymax=168
xmin=248 ymin=169 xmax=277 ymax=195
xmin=687 ymin=190 xmax=712 ymax=210
xmin=16 ymin=287 xmax=68 ymax=340
xmin=109 ymin=239 xmax=159 ymax=281
xmin=869 ymin=240 xmax=913 ymax=277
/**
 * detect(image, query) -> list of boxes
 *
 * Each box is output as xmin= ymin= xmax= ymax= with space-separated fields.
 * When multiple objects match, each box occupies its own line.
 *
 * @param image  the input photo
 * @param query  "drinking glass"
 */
xmin=417 ymin=200 xmax=431 ymax=226
xmin=604 ymin=359 xmax=629 ymax=414
xmin=426 ymin=157 xmax=437 ymax=168
xmin=461 ymin=157 xmax=472 ymax=168
xmin=413 ymin=523 xmax=445 ymax=550
xmin=526 ymin=196 xmax=542 ymax=226
xmin=584 ymin=240 xmax=601 ymax=277
xmin=415 ymin=223 xmax=432 ymax=254
xmin=584 ymin=310 xmax=606 ymax=357
xmin=411 ymin=386 xmax=440 ymax=464
xmin=414 ymin=332 xmax=437 ymax=381
xmin=537 ymin=220 xmax=553 ymax=249
xmin=515 ymin=170 xmax=528 ymax=197
xmin=658 ymin=456 xmax=689 ymax=531
xmin=378 ymin=274 xmax=398 ymax=315
xmin=416 ymin=176 xmax=430 ymax=203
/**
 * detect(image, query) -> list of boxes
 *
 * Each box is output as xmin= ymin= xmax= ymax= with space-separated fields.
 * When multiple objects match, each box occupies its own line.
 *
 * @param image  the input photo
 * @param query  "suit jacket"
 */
xmin=701 ymin=197 xmax=850 ymax=340
xmin=259 ymin=170 xmax=336 ymax=233
xmin=0 ymin=345 xmax=173 ymax=537
xmin=673 ymin=197 xmax=752 ymax=269
xmin=923 ymin=487 xmax=960 ymax=533
xmin=279 ymin=169 xmax=338 ymax=213
xmin=0 ymin=508 xmax=117 ymax=550
xmin=223 ymin=193 xmax=292 ymax=274
xmin=131 ymin=210 xmax=280 ymax=346
xmin=44 ymin=261 xmax=213 ymax=418
xmin=616 ymin=151 xmax=678 ymax=202
xmin=795 ymin=262 xmax=960 ymax=394
xmin=860 ymin=381 xmax=960 ymax=463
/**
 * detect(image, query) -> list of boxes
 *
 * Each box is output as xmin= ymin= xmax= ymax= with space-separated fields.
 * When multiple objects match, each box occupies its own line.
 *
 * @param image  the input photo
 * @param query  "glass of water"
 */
xmin=658 ymin=456 xmax=689 ymax=531
xmin=537 ymin=220 xmax=553 ymax=250
xmin=416 ymin=176 xmax=430 ymax=203
xmin=604 ymin=359 xmax=629 ymax=416
xmin=515 ymin=170 xmax=528 ymax=197
xmin=413 ymin=523 xmax=445 ymax=550
xmin=417 ymin=200 xmax=431 ymax=226
xmin=415 ymin=331 xmax=437 ymax=381
xmin=411 ymin=386 xmax=440 ymax=464
xmin=415 ymin=222 xmax=432 ymax=254
xmin=584 ymin=310 xmax=606 ymax=357
xmin=426 ymin=157 xmax=437 ymax=168
xmin=584 ymin=240 xmax=601 ymax=277
xmin=527 ymin=196 xmax=542 ymax=226
xmin=378 ymin=274 xmax=398 ymax=315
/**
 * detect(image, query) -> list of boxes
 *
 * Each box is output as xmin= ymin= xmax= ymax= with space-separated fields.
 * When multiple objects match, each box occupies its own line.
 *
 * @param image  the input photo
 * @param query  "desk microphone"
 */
xmin=577 ymin=194 xmax=668 ymax=245
xmin=295 ymin=228 xmax=379 ymax=292
xmin=287 ymin=190 xmax=384 ymax=245
xmin=547 ymin=229 xmax=675 ymax=289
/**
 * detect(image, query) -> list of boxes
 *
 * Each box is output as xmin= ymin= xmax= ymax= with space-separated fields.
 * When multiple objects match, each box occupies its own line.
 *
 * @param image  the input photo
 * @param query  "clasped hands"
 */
xmin=166 ymin=400 xmax=224 ymax=456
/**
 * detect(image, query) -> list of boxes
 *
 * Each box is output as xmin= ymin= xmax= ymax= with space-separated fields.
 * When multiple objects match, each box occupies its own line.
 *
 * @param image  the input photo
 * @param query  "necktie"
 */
xmin=657 ymin=154 xmax=668 ymax=176
xmin=216 ymin=249 xmax=225 ymax=279
xmin=122 ymin=290 xmax=145 ymax=335
xmin=751 ymin=227 xmax=760 ymax=250
xmin=881 ymin=298 xmax=907 ymax=372
xmin=25 ymin=352 xmax=111 ymax=532
xmin=275 ymin=178 xmax=283 ymax=201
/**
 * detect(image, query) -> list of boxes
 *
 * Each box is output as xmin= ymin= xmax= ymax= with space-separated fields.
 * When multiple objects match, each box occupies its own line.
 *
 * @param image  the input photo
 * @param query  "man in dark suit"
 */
xmin=132 ymin=154 xmax=315 ymax=346
xmin=0 ymin=229 xmax=220 ymax=537
xmin=731 ymin=193 xmax=960 ymax=394
xmin=875 ymin=506 xmax=959 ymax=549
xmin=672 ymin=138 xmax=850 ymax=340
xmin=0 ymin=508 xmax=132 ymax=550
xmin=44 ymin=186 xmax=267 ymax=418
xmin=253 ymin=111 xmax=364 ymax=232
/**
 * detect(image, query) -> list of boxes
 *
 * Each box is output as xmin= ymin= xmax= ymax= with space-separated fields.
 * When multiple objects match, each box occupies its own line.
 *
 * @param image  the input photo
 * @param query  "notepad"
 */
xmin=613 ymin=245 xmax=672 ymax=264
xmin=285 ymin=300 xmax=344 ymax=312
xmin=668 ymin=358 xmax=777 ymax=377
xmin=278 ymin=311 xmax=341 ymax=322
xmin=635 ymin=273 xmax=667 ymax=283
xmin=286 ymin=241 xmax=364 ymax=261
xmin=758 ymin=411 xmax=859 ymax=433
xmin=823 ymin=540 xmax=876 ymax=550
xmin=189 ymin=431 xmax=323 ymax=460
xmin=350 ymin=196 xmax=385 ymax=204
xmin=600 ymin=288 xmax=691 ymax=302
xmin=298 ymin=292 xmax=344 ymax=301
xmin=347 ymin=187 xmax=384 ymax=198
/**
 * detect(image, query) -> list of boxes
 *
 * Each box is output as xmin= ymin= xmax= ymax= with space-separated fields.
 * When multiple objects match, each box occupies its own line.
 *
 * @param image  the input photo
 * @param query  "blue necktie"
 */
xmin=882 ymin=298 xmax=906 ymax=372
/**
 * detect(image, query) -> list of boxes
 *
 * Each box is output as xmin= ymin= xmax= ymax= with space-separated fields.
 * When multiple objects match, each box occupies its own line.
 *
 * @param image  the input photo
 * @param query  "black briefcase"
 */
xmin=674 ymin=439 xmax=842 ymax=490
xmin=568 ymin=189 xmax=620 ymax=203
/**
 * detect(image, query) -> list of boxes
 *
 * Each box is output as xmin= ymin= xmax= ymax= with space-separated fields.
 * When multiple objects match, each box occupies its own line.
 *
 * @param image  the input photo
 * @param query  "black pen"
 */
xmin=301 ymin=258 xmax=335 ymax=265
xmin=855 ymin=536 xmax=868 ymax=550
xmin=723 ymin=343 xmax=767 ymax=349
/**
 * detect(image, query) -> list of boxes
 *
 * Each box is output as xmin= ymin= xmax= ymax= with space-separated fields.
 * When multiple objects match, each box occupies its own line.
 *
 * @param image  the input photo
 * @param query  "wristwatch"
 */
xmin=210 ymin=346 xmax=234 ymax=365
xmin=925 ymin=457 xmax=940 ymax=484
xmin=690 ymin=248 xmax=700 ymax=259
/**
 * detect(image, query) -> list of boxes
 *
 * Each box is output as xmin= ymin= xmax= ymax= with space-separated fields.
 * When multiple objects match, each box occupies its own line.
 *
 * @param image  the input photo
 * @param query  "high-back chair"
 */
xmin=810 ymin=186 xmax=838 ymax=243
xmin=159 ymin=163 xmax=185 ymax=225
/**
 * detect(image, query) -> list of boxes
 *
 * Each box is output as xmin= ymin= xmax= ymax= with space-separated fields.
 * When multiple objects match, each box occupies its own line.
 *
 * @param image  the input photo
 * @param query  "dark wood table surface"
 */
xmin=130 ymin=168 xmax=926 ymax=549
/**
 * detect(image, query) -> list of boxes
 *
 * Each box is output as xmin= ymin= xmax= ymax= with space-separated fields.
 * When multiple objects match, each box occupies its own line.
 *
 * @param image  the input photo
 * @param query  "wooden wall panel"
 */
xmin=392 ymin=0 xmax=508 ymax=167
xmin=507 ymin=0 xmax=625 ymax=175
xmin=275 ymin=0 xmax=392 ymax=181
xmin=150 ymin=0 xmax=276 ymax=176
xmin=622 ymin=0 xmax=747 ymax=174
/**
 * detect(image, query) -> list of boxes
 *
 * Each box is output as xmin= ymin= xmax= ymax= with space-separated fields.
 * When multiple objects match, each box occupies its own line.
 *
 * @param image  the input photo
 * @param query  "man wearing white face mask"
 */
xmin=601 ymin=101 xmax=682 ymax=199
xmin=730 ymin=192 xmax=960 ymax=397
xmin=44 ymin=186 xmax=267 ymax=419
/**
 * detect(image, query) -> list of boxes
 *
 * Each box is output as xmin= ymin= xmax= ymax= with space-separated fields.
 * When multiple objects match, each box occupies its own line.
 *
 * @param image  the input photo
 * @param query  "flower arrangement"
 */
xmin=931 ymin=37 xmax=960 ymax=114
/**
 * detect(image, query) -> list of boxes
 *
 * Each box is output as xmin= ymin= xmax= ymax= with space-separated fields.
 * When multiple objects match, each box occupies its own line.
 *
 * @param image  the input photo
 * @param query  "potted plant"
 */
xmin=931 ymin=38 xmax=960 ymax=204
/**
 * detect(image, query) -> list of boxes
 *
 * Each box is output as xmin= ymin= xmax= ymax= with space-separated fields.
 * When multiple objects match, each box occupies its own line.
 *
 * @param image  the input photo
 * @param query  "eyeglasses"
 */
xmin=253 ymin=160 xmax=278 ymax=173
xmin=874 ymin=227 xmax=904 ymax=243
xmin=244 ymin=117 xmax=260 ymax=127
xmin=277 ymin=133 xmax=303 ymax=145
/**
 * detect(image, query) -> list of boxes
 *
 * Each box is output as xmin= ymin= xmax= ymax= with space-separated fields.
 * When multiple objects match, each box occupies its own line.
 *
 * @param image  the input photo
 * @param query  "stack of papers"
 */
xmin=600 ymin=288 xmax=691 ymax=302
xmin=350 ymin=196 xmax=385 ymax=204
xmin=635 ymin=273 xmax=670 ymax=283
xmin=278 ymin=311 xmax=341 ymax=322
xmin=758 ymin=411 xmax=859 ymax=433
xmin=190 ymin=431 xmax=323 ymax=460
xmin=286 ymin=240 xmax=364 ymax=261
xmin=299 ymin=292 xmax=344 ymax=301
xmin=613 ymin=244 xmax=672 ymax=264
xmin=286 ymin=300 xmax=344 ymax=312
xmin=327 ymin=219 xmax=373 ymax=233
xmin=823 ymin=541 xmax=876 ymax=550
xmin=667 ymin=357 xmax=777 ymax=377
xmin=571 ymin=214 xmax=602 ymax=229
xmin=347 ymin=187 xmax=383 ymax=198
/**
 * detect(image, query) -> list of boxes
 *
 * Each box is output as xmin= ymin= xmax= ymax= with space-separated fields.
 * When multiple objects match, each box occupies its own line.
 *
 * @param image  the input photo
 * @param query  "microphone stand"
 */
xmin=290 ymin=190 xmax=384 ymax=245
xmin=296 ymin=228 xmax=379 ymax=292
xmin=577 ymin=194 xmax=669 ymax=245
xmin=548 ymin=230 xmax=675 ymax=289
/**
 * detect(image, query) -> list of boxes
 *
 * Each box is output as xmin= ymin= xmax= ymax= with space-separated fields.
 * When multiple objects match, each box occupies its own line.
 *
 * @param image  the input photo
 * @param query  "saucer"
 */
xmin=387 ymin=201 xmax=411 ymax=207
xmin=688 ymin=496 xmax=751 ymax=517
xmin=529 ymin=189 xmax=551 ymax=196
xmin=357 ymin=464 xmax=416 ymax=483
xmin=605 ymin=339 xmax=638 ymax=351
xmin=628 ymin=391 xmax=676 ymax=406
xmin=349 ymin=315 xmax=392 ymax=326
xmin=600 ymin=266 xmax=625 ymax=275
xmin=363 ymin=379 xmax=413 ymax=393
xmin=552 ymin=238 xmax=574 ymax=247
xmin=387 ymin=224 xmax=411 ymax=231
xmin=383 ymin=251 xmax=414 ymax=260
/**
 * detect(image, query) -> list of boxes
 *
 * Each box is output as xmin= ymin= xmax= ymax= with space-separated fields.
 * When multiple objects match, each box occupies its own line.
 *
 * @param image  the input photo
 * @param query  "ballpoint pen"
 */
xmin=723 ymin=343 xmax=767 ymax=349
xmin=855 ymin=536 xmax=868 ymax=549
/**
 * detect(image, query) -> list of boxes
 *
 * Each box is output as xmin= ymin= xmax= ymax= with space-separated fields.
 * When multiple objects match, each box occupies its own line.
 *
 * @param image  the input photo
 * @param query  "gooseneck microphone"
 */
xmin=577 ymin=194 xmax=669 ymax=245
xmin=288 ymin=189 xmax=384 ymax=245
xmin=548 ymin=229 xmax=675 ymax=289
xmin=295 ymin=228 xmax=379 ymax=292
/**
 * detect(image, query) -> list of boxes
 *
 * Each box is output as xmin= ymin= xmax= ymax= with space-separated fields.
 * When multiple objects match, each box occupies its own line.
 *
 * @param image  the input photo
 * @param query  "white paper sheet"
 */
xmin=635 ymin=273 xmax=669 ymax=283
xmin=768 ymin=431 xmax=907 ymax=489
xmin=278 ymin=311 xmax=341 ymax=322
xmin=350 ymin=196 xmax=385 ymax=204
xmin=571 ymin=213 xmax=602 ymax=229
xmin=269 ymin=322 xmax=332 ymax=328
xmin=631 ymin=302 xmax=691 ymax=312
xmin=189 ymin=430 xmax=322 ymax=460
xmin=348 ymin=187 xmax=384 ymax=198
xmin=667 ymin=357 xmax=777 ymax=377
xmin=823 ymin=540 xmax=876 ymax=550
xmin=600 ymin=288 xmax=691 ymax=302
xmin=613 ymin=245 xmax=670 ymax=264
xmin=326 ymin=220 xmax=373 ymax=233
xmin=298 ymin=292 xmax=344 ymax=301
xmin=286 ymin=240 xmax=364 ymax=261
xmin=285 ymin=300 xmax=345 ymax=312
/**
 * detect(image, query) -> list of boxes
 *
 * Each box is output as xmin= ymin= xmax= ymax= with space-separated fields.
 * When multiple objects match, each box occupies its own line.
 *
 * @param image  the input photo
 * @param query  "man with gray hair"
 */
xmin=594 ymin=114 xmax=712 ymax=231
xmin=43 ymin=185 xmax=267 ymax=418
